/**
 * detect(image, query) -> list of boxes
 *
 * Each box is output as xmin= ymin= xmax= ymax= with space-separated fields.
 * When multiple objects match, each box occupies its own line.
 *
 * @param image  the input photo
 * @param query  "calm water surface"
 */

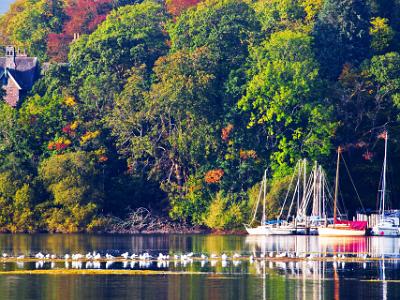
xmin=0 ymin=234 xmax=399 ymax=300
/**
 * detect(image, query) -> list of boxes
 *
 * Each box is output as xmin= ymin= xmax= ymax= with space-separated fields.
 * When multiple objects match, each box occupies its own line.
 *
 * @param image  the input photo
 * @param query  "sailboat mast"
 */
xmin=334 ymin=146 xmax=341 ymax=223
xmin=262 ymin=169 xmax=267 ymax=225
xmin=381 ymin=132 xmax=388 ymax=219
xmin=313 ymin=161 xmax=317 ymax=216
xmin=303 ymin=159 xmax=307 ymax=203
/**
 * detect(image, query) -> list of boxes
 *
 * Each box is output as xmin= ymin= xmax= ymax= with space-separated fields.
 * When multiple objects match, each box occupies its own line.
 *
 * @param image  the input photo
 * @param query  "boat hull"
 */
xmin=268 ymin=227 xmax=296 ymax=235
xmin=245 ymin=226 xmax=271 ymax=235
xmin=371 ymin=226 xmax=400 ymax=236
xmin=245 ymin=226 xmax=296 ymax=235
xmin=318 ymin=227 xmax=366 ymax=236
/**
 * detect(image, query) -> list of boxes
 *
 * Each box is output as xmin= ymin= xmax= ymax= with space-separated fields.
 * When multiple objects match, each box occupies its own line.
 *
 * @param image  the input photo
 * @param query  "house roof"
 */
xmin=0 ymin=56 xmax=38 ymax=90
xmin=0 ymin=69 xmax=22 ymax=90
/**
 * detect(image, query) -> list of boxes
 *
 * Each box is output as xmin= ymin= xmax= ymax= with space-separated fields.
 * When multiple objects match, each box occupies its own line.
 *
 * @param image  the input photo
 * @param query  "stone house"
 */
xmin=0 ymin=46 xmax=40 ymax=107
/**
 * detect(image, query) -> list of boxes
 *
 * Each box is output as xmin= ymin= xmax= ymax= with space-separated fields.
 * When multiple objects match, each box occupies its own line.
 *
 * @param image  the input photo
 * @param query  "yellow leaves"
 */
xmin=301 ymin=0 xmax=323 ymax=23
xmin=48 ymin=137 xmax=72 ymax=151
xmin=70 ymin=121 xmax=79 ymax=130
xmin=64 ymin=96 xmax=77 ymax=107
xmin=370 ymin=17 xmax=389 ymax=35
xmin=239 ymin=149 xmax=257 ymax=160
xmin=80 ymin=130 xmax=100 ymax=145
xmin=369 ymin=17 xmax=395 ymax=52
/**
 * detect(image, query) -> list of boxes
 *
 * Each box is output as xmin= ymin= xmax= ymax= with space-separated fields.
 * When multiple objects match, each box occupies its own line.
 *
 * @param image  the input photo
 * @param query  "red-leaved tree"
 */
xmin=166 ymin=0 xmax=201 ymax=16
xmin=47 ymin=0 xmax=113 ymax=62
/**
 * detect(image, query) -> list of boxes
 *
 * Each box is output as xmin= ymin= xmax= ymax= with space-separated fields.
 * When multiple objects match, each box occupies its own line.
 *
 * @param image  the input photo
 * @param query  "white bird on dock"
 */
xmin=361 ymin=254 xmax=368 ymax=260
xmin=130 ymin=254 xmax=138 ymax=260
xmin=221 ymin=253 xmax=228 ymax=261
xmin=51 ymin=254 xmax=57 ymax=259
xmin=121 ymin=252 xmax=129 ymax=259
xmin=2 ymin=253 xmax=8 ymax=258
xmin=276 ymin=252 xmax=287 ymax=258
xmin=17 ymin=255 xmax=25 ymax=259
xmin=186 ymin=252 xmax=194 ymax=258
xmin=86 ymin=253 xmax=93 ymax=259
xmin=45 ymin=254 xmax=50 ymax=259
xmin=106 ymin=253 xmax=114 ymax=260
xmin=139 ymin=253 xmax=152 ymax=260
xmin=210 ymin=254 xmax=218 ymax=259
xmin=35 ymin=252 xmax=44 ymax=259
xmin=200 ymin=254 xmax=208 ymax=260
xmin=233 ymin=253 xmax=241 ymax=259
xmin=64 ymin=254 xmax=70 ymax=260
xmin=260 ymin=253 xmax=265 ymax=259
xmin=249 ymin=255 xmax=254 ymax=263
xmin=174 ymin=254 xmax=180 ymax=260
xmin=93 ymin=253 xmax=101 ymax=260
xmin=268 ymin=252 xmax=274 ymax=258
xmin=72 ymin=253 xmax=83 ymax=260
xmin=157 ymin=253 xmax=167 ymax=260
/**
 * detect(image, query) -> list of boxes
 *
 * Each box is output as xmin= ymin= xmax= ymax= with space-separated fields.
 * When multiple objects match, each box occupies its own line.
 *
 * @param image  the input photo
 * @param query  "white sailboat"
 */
xmin=244 ymin=168 xmax=297 ymax=235
xmin=245 ymin=159 xmax=333 ymax=235
xmin=372 ymin=131 xmax=400 ymax=236
xmin=318 ymin=146 xmax=367 ymax=236
xmin=296 ymin=162 xmax=337 ymax=234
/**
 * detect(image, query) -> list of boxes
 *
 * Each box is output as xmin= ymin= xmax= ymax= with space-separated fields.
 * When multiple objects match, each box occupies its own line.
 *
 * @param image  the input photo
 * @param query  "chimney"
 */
xmin=5 ymin=46 xmax=16 ymax=69
xmin=16 ymin=47 xmax=27 ymax=57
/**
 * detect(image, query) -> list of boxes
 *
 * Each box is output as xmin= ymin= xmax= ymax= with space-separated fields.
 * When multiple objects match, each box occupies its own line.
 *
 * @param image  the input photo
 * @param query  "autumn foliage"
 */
xmin=166 ymin=0 xmax=201 ymax=16
xmin=221 ymin=124 xmax=234 ymax=142
xmin=205 ymin=169 xmax=224 ymax=184
xmin=47 ymin=0 xmax=113 ymax=61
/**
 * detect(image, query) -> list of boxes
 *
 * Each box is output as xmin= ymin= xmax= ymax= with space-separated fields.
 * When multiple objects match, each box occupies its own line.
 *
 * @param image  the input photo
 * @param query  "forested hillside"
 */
xmin=0 ymin=0 xmax=399 ymax=233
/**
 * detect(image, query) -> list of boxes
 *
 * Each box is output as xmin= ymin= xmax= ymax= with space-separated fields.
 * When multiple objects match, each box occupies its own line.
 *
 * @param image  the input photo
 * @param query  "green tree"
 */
xmin=370 ymin=17 xmax=395 ymax=53
xmin=169 ymin=0 xmax=260 ymax=101
xmin=39 ymin=151 xmax=104 ymax=232
xmin=69 ymin=0 xmax=168 ymax=118
xmin=0 ymin=0 xmax=65 ymax=60
xmin=313 ymin=0 xmax=371 ymax=79
xmin=239 ymin=30 xmax=335 ymax=175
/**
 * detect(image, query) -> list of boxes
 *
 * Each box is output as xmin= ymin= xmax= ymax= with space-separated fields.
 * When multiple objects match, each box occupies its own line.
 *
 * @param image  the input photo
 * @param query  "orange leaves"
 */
xmin=62 ymin=121 xmax=79 ymax=136
xmin=221 ymin=124 xmax=234 ymax=142
xmin=239 ymin=149 xmax=257 ymax=160
xmin=205 ymin=169 xmax=224 ymax=184
xmin=378 ymin=131 xmax=388 ymax=140
xmin=166 ymin=0 xmax=201 ymax=16
xmin=48 ymin=138 xmax=72 ymax=151
xmin=362 ymin=151 xmax=373 ymax=161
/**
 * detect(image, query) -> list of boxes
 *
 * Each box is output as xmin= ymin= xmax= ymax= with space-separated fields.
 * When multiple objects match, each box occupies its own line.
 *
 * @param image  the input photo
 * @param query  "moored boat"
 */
xmin=371 ymin=131 xmax=400 ymax=236
xmin=318 ymin=221 xmax=367 ymax=236
xmin=318 ymin=146 xmax=367 ymax=237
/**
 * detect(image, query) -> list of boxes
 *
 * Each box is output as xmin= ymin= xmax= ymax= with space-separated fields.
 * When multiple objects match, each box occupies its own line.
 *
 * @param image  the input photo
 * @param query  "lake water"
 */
xmin=0 ymin=234 xmax=399 ymax=299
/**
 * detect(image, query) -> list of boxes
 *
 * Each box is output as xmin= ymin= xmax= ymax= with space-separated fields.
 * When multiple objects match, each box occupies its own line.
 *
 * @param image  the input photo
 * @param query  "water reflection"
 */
xmin=0 ymin=234 xmax=399 ymax=299
xmin=245 ymin=235 xmax=400 ymax=257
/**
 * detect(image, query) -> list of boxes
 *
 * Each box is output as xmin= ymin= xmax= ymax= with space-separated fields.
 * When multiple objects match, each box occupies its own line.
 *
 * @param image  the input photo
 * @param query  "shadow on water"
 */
xmin=0 ymin=234 xmax=399 ymax=299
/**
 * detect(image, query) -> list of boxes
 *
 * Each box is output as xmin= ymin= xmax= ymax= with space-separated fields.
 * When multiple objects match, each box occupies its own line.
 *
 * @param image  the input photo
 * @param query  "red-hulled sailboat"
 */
xmin=318 ymin=146 xmax=367 ymax=236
